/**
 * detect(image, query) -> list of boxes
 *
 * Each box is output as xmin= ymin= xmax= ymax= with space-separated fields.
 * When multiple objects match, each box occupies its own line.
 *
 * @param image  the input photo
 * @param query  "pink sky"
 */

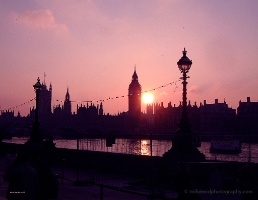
xmin=0 ymin=0 xmax=258 ymax=116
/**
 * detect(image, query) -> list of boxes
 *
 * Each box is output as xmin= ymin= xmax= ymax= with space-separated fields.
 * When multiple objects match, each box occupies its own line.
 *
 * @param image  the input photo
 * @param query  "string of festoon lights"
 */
xmin=0 ymin=98 xmax=36 ymax=113
xmin=1 ymin=79 xmax=180 ymax=112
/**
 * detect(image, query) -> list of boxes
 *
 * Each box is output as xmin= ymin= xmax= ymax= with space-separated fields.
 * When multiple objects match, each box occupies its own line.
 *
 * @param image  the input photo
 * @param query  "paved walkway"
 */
xmin=0 ymin=155 xmax=245 ymax=200
xmin=0 ymin=156 xmax=170 ymax=200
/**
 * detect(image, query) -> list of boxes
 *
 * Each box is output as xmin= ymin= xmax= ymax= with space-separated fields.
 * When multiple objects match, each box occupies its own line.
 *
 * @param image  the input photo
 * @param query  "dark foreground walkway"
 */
xmin=0 ymin=155 xmax=169 ymax=200
xmin=0 ymin=155 xmax=245 ymax=200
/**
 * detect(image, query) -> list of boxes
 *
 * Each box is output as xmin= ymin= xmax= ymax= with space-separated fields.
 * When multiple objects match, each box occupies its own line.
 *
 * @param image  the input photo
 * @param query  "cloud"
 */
xmin=188 ymin=85 xmax=211 ymax=94
xmin=12 ymin=9 xmax=68 ymax=35
xmin=159 ymin=92 xmax=168 ymax=96
xmin=188 ymin=86 xmax=198 ymax=93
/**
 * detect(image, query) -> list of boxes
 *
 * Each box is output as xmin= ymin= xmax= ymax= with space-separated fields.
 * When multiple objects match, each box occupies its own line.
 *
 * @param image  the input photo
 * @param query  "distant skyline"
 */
xmin=1 ymin=0 xmax=258 ymax=116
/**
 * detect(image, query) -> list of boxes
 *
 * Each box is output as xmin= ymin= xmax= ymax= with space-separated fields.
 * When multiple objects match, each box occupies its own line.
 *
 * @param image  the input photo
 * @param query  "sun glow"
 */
xmin=142 ymin=93 xmax=154 ymax=104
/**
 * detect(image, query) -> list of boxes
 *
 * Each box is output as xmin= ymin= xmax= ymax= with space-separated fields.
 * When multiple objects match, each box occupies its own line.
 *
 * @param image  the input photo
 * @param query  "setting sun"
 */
xmin=142 ymin=93 xmax=154 ymax=104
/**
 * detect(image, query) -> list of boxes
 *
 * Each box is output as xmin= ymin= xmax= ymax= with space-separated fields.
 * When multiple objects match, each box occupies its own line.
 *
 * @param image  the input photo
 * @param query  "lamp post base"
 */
xmin=24 ymin=122 xmax=44 ymax=158
xmin=163 ymin=128 xmax=205 ymax=162
xmin=163 ymin=146 xmax=205 ymax=162
xmin=160 ymin=139 xmax=205 ymax=186
xmin=29 ymin=122 xmax=43 ymax=143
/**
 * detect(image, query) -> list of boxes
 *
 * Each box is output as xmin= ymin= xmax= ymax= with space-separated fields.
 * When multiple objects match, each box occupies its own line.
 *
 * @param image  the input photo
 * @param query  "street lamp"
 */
xmin=173 ymin=48 xmax=193 ymax=150
xmin=163 ymin=48 xmax=204 ymax=163
xmin=177 ymin=48 xmax=192 ymax=129
xmin=33 ymin=77 xmax=42 ymax=125
xmin=32 ymin=77 xmax=42 ymax=141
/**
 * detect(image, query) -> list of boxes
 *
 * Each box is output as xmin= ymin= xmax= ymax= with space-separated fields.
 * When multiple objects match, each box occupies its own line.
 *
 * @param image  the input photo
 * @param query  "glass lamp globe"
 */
xmin=177 ymin=48 xmax=192 ymax=72
xmin=33 ymin=77 xmax=42 ymax=92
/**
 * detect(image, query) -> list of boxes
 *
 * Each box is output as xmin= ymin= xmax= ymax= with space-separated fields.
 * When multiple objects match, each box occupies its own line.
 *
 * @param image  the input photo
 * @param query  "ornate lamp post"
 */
xmin=163 ymin=48 xmax=205 ymax=161
xmin=177 ymin=48 xmax=192 ymax=128
xmin=31 ymin=77 xmax=42 ymax=142
xmin=173 ymin=48 xmax=193 ymax=150
xmin=34 ymin=78 xmax=42 ymax=125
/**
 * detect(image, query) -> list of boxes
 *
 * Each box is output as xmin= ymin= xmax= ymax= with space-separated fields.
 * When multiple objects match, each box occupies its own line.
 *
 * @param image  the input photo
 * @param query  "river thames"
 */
xmin=3 ymin=137 xmax=258 ymax=163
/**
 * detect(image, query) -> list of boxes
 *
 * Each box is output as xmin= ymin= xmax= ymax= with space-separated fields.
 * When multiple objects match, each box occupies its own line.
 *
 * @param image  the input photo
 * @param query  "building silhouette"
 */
xmin=237 ymin=97 xmax=258 ymax=141
xmin=128 ymin=67 xmax=141 ymax=126
xmin=63 ymin=88 xmax=72 ymax=116
xmin=39 ymin=81 xmax=52 ymax=120
xmin=1 ymin=71 xmax=258 ymax=139
xmin=28 ymin=80 xmax=52 ymax=127
xmin=53 ymin=88 xmax=72 ymax=117
xmin=199 ymin=99 xmax=236 ymax=137
xmin=155 ymin=101 xmax=201 ymax=133
xmin=77 ymin=103 xmax=99 ymax=117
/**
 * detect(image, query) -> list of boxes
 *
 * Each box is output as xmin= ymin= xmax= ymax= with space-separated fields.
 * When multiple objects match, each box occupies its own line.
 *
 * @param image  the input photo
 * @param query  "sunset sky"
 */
xmin=1 ymin=0 xmax=258 ymax=116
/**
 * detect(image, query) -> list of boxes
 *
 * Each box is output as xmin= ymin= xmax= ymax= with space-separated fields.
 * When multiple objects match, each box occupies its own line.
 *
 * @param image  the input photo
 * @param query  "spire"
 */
xmin=132 ymin=65 xmax=138 ymax=80
xmin=65 ymin=87 xmax=70 ymax=101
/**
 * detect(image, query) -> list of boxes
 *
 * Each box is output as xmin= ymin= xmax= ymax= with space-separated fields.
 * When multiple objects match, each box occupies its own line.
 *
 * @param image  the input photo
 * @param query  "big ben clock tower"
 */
xmin=128 ymin=67 xmax=141 ymax=125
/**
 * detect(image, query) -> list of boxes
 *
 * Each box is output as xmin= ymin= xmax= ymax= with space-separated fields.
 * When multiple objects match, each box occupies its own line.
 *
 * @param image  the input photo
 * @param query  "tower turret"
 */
xmin=99 ymin=102 xmax=103 ymax=116
xmin=64 ymin=87 xmax=71 ymax=115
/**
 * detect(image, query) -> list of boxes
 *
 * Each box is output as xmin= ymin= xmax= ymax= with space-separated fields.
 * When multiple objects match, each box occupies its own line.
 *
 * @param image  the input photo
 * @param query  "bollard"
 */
xmin=100 ymin=184 xmax=103 ymax=200
xmin=62 ymin=158 xmax=65 ymax=184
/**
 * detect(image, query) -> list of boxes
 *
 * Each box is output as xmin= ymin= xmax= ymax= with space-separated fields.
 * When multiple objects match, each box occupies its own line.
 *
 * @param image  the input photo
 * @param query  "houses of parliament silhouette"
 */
xmin=1 ymin=69 xmax=258 ymax=139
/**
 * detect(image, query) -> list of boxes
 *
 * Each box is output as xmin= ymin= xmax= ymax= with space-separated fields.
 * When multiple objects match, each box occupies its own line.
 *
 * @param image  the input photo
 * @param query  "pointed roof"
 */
xmin=132 ymin=65 xmax=138 ymax=80
xmin=65 ymin=87 xmax=70 ymax=100
xmin=129 ymin=65 xmax=141 ymax=91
